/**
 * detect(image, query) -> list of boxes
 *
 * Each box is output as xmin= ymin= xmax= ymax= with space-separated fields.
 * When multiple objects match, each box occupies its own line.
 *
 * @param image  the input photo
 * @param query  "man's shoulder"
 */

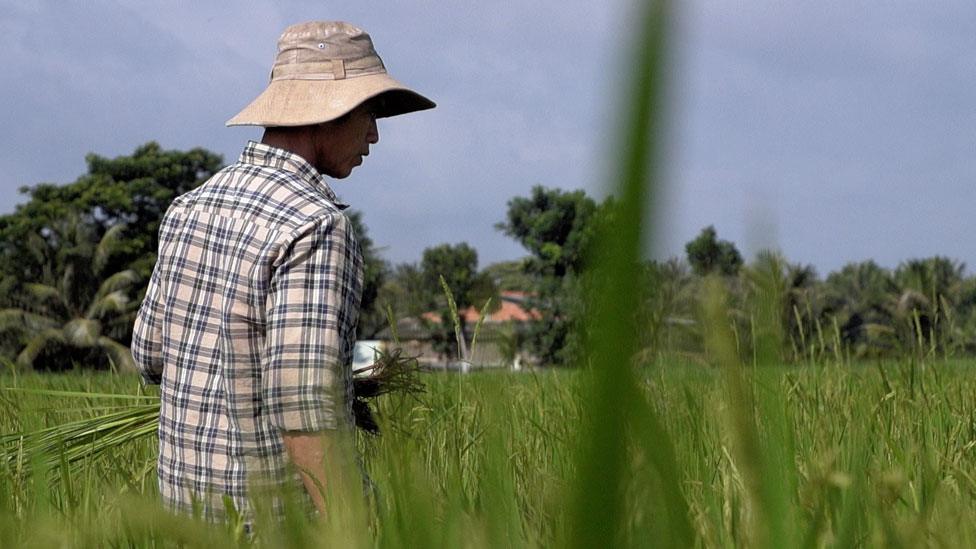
xmin=165 ymin=161 xmax=345 ymax=233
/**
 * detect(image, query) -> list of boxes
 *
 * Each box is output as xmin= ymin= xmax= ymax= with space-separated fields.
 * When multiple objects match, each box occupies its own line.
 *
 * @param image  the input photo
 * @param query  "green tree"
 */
xmin=482 ymin=258 xmax=534 ymax=292
xmin=497 ymin=186 xmax=602 ymax=365
xmin=0 ymin=217 xmax=140 ymax=371
xmin=822 ymin=260 xmax=899 ymax=356
xmin=496 ymin=186 xmax=599 ymax=278
xmin=684 ymin=226 xmax=743 ymax=277
xmin=636 ymin=258 xmax=698 ymax=361
xmin=0 ymin=142 xmax=221 ymax=366
xmin=420 ymin=243 xmax=495 ymax=312
xmin=419 ymin=243 xmax=496 ymax=359
xmin=892 ymin=256 xmax=966 ymax=353
xmin=0 ymin=142 xmax=222 ymax=284
xmin=346 ymin=210 xmax=390 ymax=339
xmin=378 ymin=263 xmax=431 ymax=322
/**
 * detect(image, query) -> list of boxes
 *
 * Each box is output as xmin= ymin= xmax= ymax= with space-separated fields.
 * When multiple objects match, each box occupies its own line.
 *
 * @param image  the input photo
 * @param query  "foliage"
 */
xmin=0 ymin=216 xmax=141 ymax=371
xmin=346 ymin=210 xmax=390 ymax=339
xmin=496 ymin=185 xmax=599 ymax=279
xmin=377 ymin=262 xmax=430 ymax=320
xmin=496 ymin=186 xmax=603 ymax=366
xmin=481 ymin=259 xmax=534 ymax=292
xmin=0 ymin=142 xmax=222 ymax=283
xmin=9 ymin=359 xmax=976 ymax=546
xmin=684 ymin=225 xmax=743 ymax=277
xmin=822 ymin=260 xmax=900 ymax=356
xmin=0 ymin=143 xmax=221 ymax=367
xmin=636 ymin=258 xmax=699 ymax=360
xmin=417 ymin=243 xmax=497 ymax=359
xmin=635 ymin=249 xmax=976 ymax=364
xmin=420 ymin=243 xmax=495 ymax=313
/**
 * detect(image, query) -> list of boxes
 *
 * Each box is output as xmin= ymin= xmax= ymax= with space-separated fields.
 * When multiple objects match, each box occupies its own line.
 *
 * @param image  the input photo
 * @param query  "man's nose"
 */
xmin=367 ymin=118 xmax=379 ymax=144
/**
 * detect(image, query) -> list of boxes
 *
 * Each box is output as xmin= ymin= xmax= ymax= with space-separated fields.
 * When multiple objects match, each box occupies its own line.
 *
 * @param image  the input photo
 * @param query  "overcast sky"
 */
xmin=2 ymin=1 xmax=975 ymax=276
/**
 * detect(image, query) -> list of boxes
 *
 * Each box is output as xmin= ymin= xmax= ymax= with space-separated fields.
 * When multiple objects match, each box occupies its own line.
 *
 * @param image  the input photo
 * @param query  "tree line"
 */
xmin=1 ymin=143 xmax=973 ymax=371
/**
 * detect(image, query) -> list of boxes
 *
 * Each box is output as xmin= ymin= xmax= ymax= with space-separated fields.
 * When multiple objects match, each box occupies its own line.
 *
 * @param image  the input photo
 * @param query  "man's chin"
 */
xmin=321 ymin=167 xmax=354 ymax=179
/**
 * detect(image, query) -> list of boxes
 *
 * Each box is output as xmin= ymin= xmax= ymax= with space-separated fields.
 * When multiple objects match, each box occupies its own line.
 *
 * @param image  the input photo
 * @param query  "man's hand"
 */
xmin=281 ymin=430 xmax=353 ymax=516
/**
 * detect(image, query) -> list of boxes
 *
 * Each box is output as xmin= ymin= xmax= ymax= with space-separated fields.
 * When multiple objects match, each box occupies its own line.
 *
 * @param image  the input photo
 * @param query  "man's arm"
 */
xmin=281 ymin=430 xmax=350 ymax=515
xmin=132 ymin=258 xmax=165 ymax=384
xmin=264 ymin=213 xmax=362 ymax=508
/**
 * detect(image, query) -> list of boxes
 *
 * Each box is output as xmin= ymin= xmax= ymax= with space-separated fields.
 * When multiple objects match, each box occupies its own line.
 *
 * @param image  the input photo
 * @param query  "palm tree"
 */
xmin=637 ymin=258 xmax=699 ymax=361
xmin=0 ymin=217 xmax=139 ymax=371
xmin=822 ymin=261 xmax=900 ymax=357
xmin=893 ymin=256 xmax=966 ymax=354
xmin=745 ymin=251 xmax=823 ymax=361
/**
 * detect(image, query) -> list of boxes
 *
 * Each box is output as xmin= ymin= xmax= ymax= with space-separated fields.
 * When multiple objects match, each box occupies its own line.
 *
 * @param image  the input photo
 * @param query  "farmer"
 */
xmin=131 ymin=21 xmax=434 ymax=521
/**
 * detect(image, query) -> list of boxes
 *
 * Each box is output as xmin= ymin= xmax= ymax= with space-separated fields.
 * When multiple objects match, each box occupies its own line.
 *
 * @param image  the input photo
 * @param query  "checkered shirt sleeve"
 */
xmin=132 ymin=248 xmax=165 ymax=385
xmin=264 ymin=213 xmax=361 ymax=432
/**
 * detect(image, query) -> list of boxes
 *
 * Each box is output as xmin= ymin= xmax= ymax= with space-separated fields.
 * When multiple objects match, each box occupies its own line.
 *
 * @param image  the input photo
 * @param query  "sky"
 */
xmin=1 ymin=1 xmax=975 ymax=276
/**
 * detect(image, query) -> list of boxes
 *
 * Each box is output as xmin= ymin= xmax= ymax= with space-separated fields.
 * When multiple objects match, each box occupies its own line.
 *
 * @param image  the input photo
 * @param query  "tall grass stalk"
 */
xmin=568 ymin=1 xmax=692 ymax=547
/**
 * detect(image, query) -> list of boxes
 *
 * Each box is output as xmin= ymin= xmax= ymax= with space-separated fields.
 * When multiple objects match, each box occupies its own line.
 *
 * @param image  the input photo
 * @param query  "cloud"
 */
xmin=661 ymin=1 xmax=976 ymax=271
xmin=5 ymin=1 xmax=975 ymax=273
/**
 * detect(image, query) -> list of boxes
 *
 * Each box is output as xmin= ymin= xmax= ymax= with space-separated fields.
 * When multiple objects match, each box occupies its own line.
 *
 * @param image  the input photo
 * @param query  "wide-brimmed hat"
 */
xmin=227 ymin=21 xmax=435 ymax=127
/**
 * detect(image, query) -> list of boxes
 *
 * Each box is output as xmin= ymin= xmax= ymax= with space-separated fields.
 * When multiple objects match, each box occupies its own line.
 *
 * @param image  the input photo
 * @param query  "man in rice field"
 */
xmin=131 ymin=21 xmax=434 ymax=521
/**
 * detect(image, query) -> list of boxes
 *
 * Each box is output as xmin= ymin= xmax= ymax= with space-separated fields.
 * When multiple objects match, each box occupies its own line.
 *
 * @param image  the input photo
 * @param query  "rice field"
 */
xmin=3 ymin=360 xmax=976 ymax=547
xmin=4 ymin=2 xmax=971 ymax=547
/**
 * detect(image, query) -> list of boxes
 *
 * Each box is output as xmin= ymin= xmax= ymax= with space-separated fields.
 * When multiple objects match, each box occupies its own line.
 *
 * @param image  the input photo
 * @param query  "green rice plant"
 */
xmin=437 ymin=274 xmax=492 ymax=365
xmin=0 ymin=394 xmax=157 ymax=478
xmin=13 ymin=0 xmax=976 ymax=546
xmin=439 ymin=274 xmax=466 ymax=360
xmin=566 ymin=1 xmax=694 ymax=547
xmin=1 ymin=347 xmax=428 ymax=486
xmin=11 ymin=359 xmax=976 ymax=545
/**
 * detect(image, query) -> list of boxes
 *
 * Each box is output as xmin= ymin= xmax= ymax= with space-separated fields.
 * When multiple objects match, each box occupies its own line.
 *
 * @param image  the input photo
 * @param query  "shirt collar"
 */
xmin=238 ymin=140 xmax=349 ymax=209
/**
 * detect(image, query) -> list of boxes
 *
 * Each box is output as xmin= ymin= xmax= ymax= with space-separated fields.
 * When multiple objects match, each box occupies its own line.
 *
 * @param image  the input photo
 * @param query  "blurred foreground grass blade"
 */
xmin=702 ymin=271 xmax=801 ymax=548
xmin=568 ymin=1 xmax=693 ymax=547
xmin=751 ymin=256 xmax=801 ymax=546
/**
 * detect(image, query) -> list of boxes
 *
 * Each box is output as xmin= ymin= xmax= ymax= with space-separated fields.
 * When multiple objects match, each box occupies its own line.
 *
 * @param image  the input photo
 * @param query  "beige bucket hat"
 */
xmin=227 ymin=21 xmax=435 ymax=127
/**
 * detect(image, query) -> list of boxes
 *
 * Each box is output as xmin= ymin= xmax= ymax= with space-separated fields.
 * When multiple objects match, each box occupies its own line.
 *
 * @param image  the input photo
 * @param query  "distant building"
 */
xmin=376 ymin=291 xmax=539 ymax=370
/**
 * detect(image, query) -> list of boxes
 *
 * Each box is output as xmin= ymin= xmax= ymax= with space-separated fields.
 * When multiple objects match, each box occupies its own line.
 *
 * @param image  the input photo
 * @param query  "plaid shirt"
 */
xmin=132 ymin=141 xmax=364 ymax=519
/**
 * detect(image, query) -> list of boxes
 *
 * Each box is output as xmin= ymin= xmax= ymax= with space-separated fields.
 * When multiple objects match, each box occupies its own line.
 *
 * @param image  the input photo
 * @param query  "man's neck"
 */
xmin=261 ymin=126 xmax=316 ymax=162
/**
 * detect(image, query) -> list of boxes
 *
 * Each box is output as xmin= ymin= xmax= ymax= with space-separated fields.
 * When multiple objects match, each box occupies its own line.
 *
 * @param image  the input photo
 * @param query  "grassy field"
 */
xmin=3 ymin=360 xmax=976 ymax=547
xmin=2 ymin=2 xmax=970 ymax=547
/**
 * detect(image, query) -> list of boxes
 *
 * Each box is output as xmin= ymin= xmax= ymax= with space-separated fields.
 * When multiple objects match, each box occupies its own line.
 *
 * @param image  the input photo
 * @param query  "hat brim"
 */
xmin=226 ymin=73 xmax=435 ymax=127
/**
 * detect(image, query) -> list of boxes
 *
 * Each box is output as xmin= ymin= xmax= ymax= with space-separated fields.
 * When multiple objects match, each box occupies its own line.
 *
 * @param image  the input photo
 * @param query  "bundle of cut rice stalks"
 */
xmin=0 ymin=390 xmax=159 ymax=476
xmin=0 ymin=348 xmax=425 ymax=479
xmin=351 ymin=347 xmax=426 ymax=434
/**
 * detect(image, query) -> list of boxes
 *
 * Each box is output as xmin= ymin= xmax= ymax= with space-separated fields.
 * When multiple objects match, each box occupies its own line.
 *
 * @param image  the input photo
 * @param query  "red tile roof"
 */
xmin=423 ymin=291 xmax=540 ymax=324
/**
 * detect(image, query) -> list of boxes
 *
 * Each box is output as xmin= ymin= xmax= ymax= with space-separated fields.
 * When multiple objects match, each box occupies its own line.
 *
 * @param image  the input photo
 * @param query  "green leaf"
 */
xmin=16 ymin=328 xmax=67 ymax=370
xmin=64 ymin=318 xmax=101 ymax=347
xmin=96 ymin=336 xmax=137 ymax=373
xmin=85 ymin=290 xmax=130 ymax=321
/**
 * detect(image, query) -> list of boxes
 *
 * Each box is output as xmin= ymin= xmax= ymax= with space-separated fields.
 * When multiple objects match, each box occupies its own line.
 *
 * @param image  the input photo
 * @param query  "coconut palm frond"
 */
xmin=86 ymin=290 xmax=130 ymax=321
xmin=92 ymin=270 xmax=140 ymax=304
xmin=94 ymin=224 xmax=128 ymax=274
xmin=16 ymin=328 xmax=68 ymax=370
xmin=0 ymin=308 xmax=60 ymax=334
xmin=25 ymin=231 xmax=51 ymax=267
xmin=97 ymin=336 xmax=138 ymax=373
xmin=23 ymin=283 xmax=69 ymax=314
xmin=64 ymin=318 xmax=101 ymax=347
xmin=897 ymin=289 xmax=930 ymax=315
xmin=60 ymin=263 xmax=78 ymax=310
